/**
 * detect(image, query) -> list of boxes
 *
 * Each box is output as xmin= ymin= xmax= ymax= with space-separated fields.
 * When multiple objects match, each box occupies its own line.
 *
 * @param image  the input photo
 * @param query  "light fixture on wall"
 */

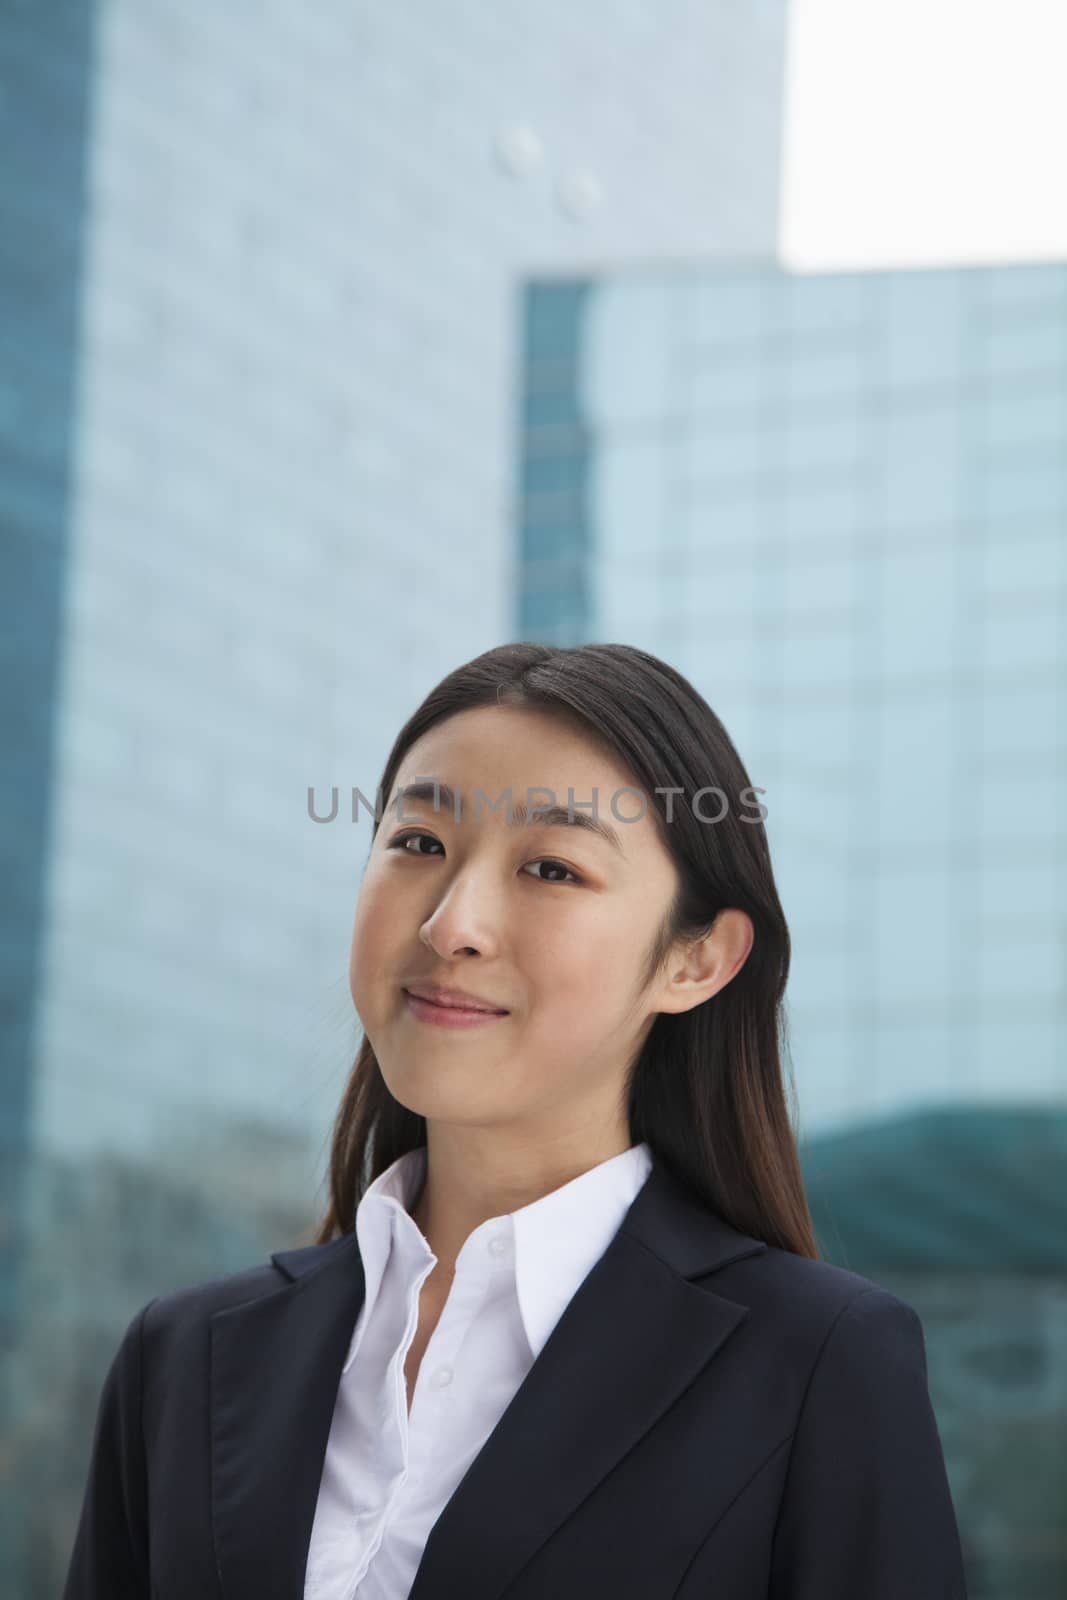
xmin=555 ymin=167 xmax=604 ymax=221
xmin=491 ymin=123 xmax=544 ymax=179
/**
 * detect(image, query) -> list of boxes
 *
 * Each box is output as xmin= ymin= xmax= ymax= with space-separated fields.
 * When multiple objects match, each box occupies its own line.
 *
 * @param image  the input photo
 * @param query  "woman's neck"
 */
xmin=407 ymin=1119 xmax=634 ymax=1275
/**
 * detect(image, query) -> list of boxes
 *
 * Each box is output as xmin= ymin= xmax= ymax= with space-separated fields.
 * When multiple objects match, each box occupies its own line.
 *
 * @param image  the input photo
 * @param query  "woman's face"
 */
xmin=348 ymin=704 xmax=703 ymax=1135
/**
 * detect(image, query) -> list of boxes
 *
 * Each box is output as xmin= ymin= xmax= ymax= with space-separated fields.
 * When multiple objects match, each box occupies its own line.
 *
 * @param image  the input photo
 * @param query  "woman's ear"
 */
xmin=654 ymin=909 xmax=754 ymax=1017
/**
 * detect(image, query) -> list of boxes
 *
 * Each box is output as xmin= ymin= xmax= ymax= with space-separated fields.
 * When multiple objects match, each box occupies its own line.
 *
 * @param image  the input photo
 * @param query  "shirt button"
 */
xmin=430 ymin=1365 xmax=454 ymax=1388
xmin=488 ymin=1234 xmax=509 ymax=1257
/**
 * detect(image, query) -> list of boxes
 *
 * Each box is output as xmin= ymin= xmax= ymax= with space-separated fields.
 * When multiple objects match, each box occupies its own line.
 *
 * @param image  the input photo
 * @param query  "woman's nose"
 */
xmin=419 ymin=870 xmax=504 ymax=960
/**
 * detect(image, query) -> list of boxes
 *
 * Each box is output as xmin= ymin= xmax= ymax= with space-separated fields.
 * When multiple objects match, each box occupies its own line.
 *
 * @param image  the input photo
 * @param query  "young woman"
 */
xmin=64 ymin=641 xmax=969 ymax=1599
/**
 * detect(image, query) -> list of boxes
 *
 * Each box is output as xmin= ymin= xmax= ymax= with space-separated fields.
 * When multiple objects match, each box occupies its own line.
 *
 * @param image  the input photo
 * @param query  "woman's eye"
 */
xmin=388 ymin=832 xmax=580 ymax=885
xmin=389 ymin=831 xmax=444 ymax=857
xmin=521 ymin=859 xmax=581 ymax=886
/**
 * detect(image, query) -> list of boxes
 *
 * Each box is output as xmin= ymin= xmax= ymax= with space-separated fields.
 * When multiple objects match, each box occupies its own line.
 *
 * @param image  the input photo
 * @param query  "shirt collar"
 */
xmin=343 ymin=1144 xmax=430 ymax=1374
xmin=510 ymin=1140 xmax=653 ymax=1359
xmin=344 ymin=1141 xmax=653 ymax=1372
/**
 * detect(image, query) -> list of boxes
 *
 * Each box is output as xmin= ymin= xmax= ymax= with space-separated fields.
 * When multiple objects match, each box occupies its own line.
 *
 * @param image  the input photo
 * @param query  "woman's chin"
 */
xmin=380 ymin=1063 xmax=514 ymax=1124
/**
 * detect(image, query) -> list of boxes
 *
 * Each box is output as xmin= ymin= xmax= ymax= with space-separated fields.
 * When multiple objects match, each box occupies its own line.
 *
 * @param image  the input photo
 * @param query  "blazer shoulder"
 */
xmin=140 ymin=1233 xmax=353 ymax=1350
xmin=722 ymin=1239 xmax=925 ymax=1349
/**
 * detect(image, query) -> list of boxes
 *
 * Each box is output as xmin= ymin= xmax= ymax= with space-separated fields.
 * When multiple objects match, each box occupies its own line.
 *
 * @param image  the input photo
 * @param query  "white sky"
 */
xmin=781 ymin=0 xmax=1067 ymax=270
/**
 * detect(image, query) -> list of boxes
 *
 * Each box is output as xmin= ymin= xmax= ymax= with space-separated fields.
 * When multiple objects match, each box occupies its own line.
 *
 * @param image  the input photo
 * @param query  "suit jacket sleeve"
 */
xmin=768 ymin=1285 xmax=968 ymax=1599
xmin=62 ymin=1297 xmax=158 ymax=1600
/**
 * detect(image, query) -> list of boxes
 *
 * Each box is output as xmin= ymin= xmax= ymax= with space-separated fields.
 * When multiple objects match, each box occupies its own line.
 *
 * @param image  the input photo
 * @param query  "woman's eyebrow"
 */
xmin=387 ymin=781 xmax=625 ymax=854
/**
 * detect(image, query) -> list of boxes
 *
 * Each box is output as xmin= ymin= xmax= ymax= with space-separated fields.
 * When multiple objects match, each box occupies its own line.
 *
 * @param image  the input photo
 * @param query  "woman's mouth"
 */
xmin=402 ymin=989 xmax=511 ymax=1029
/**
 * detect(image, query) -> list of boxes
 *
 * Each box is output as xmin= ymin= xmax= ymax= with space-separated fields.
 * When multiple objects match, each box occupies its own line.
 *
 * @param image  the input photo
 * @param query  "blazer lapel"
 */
xmin=209 ymin=1155 xmax=767 ymax=1600
xmin=210 ymin=1231 xmax=367 ymax=1598
xmin=407 ymin=1156 xmax=767 ymax=1600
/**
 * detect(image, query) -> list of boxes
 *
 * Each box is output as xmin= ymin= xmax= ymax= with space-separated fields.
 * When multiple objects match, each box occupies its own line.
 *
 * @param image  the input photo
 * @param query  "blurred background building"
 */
xmin=2 ymin=0 xmax=792 ymax=1589
xmin=520 ymin=259 xmax=1067 ymax=1593
xmin=2 ymin=0 xmax=1064 ymax=1595
xmin=522 ymin=260 xmax=1067 ymax=1130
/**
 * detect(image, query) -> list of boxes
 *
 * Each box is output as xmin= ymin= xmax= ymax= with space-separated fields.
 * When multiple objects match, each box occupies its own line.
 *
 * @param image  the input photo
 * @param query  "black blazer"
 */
xmin=63 ymin=1154 xmax=969 ymax=1599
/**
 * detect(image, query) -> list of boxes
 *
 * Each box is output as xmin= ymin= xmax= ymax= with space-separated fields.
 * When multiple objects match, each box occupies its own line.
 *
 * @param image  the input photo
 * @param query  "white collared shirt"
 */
xmin=303 ymin=1140 xmax=654 ymax=1600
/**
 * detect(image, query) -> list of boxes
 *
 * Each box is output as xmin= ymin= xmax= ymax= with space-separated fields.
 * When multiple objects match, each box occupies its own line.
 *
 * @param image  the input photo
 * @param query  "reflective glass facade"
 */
xmin=520 ymin=259 xmax=1067 ymax=1596
xmin=1 ymin=4 xmax=790 ymax=1590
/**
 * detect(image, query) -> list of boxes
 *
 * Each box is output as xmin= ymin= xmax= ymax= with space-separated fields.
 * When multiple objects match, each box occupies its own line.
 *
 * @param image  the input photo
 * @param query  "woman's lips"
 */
xmin=403 ymin=990 xmax=510 ymax=1029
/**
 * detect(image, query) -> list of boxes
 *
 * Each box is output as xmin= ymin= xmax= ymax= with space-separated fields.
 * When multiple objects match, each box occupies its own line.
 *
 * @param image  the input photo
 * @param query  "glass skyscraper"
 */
xmin=519 ymin=258 xmax=1067 ymax=1595
xmin=1 ymin=3 xmax=791 ymax=1590
xmin=522 ymin=260 xmax=1067 ymax=1129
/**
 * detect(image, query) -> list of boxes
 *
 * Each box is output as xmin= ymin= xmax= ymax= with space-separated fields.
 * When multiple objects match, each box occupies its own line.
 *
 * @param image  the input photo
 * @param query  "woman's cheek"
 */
xmin=348 ymin=924 xmax=385 ymax=1022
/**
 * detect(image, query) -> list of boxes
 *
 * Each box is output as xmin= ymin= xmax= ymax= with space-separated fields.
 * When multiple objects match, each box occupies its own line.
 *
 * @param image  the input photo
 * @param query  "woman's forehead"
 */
xmin=401 ymin=704 xmax=632 ymax=785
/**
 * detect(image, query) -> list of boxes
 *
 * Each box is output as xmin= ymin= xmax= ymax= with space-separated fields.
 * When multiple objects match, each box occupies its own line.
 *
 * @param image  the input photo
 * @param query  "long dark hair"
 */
xmin=315 ymin=641 xmax=818 ymax=1259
